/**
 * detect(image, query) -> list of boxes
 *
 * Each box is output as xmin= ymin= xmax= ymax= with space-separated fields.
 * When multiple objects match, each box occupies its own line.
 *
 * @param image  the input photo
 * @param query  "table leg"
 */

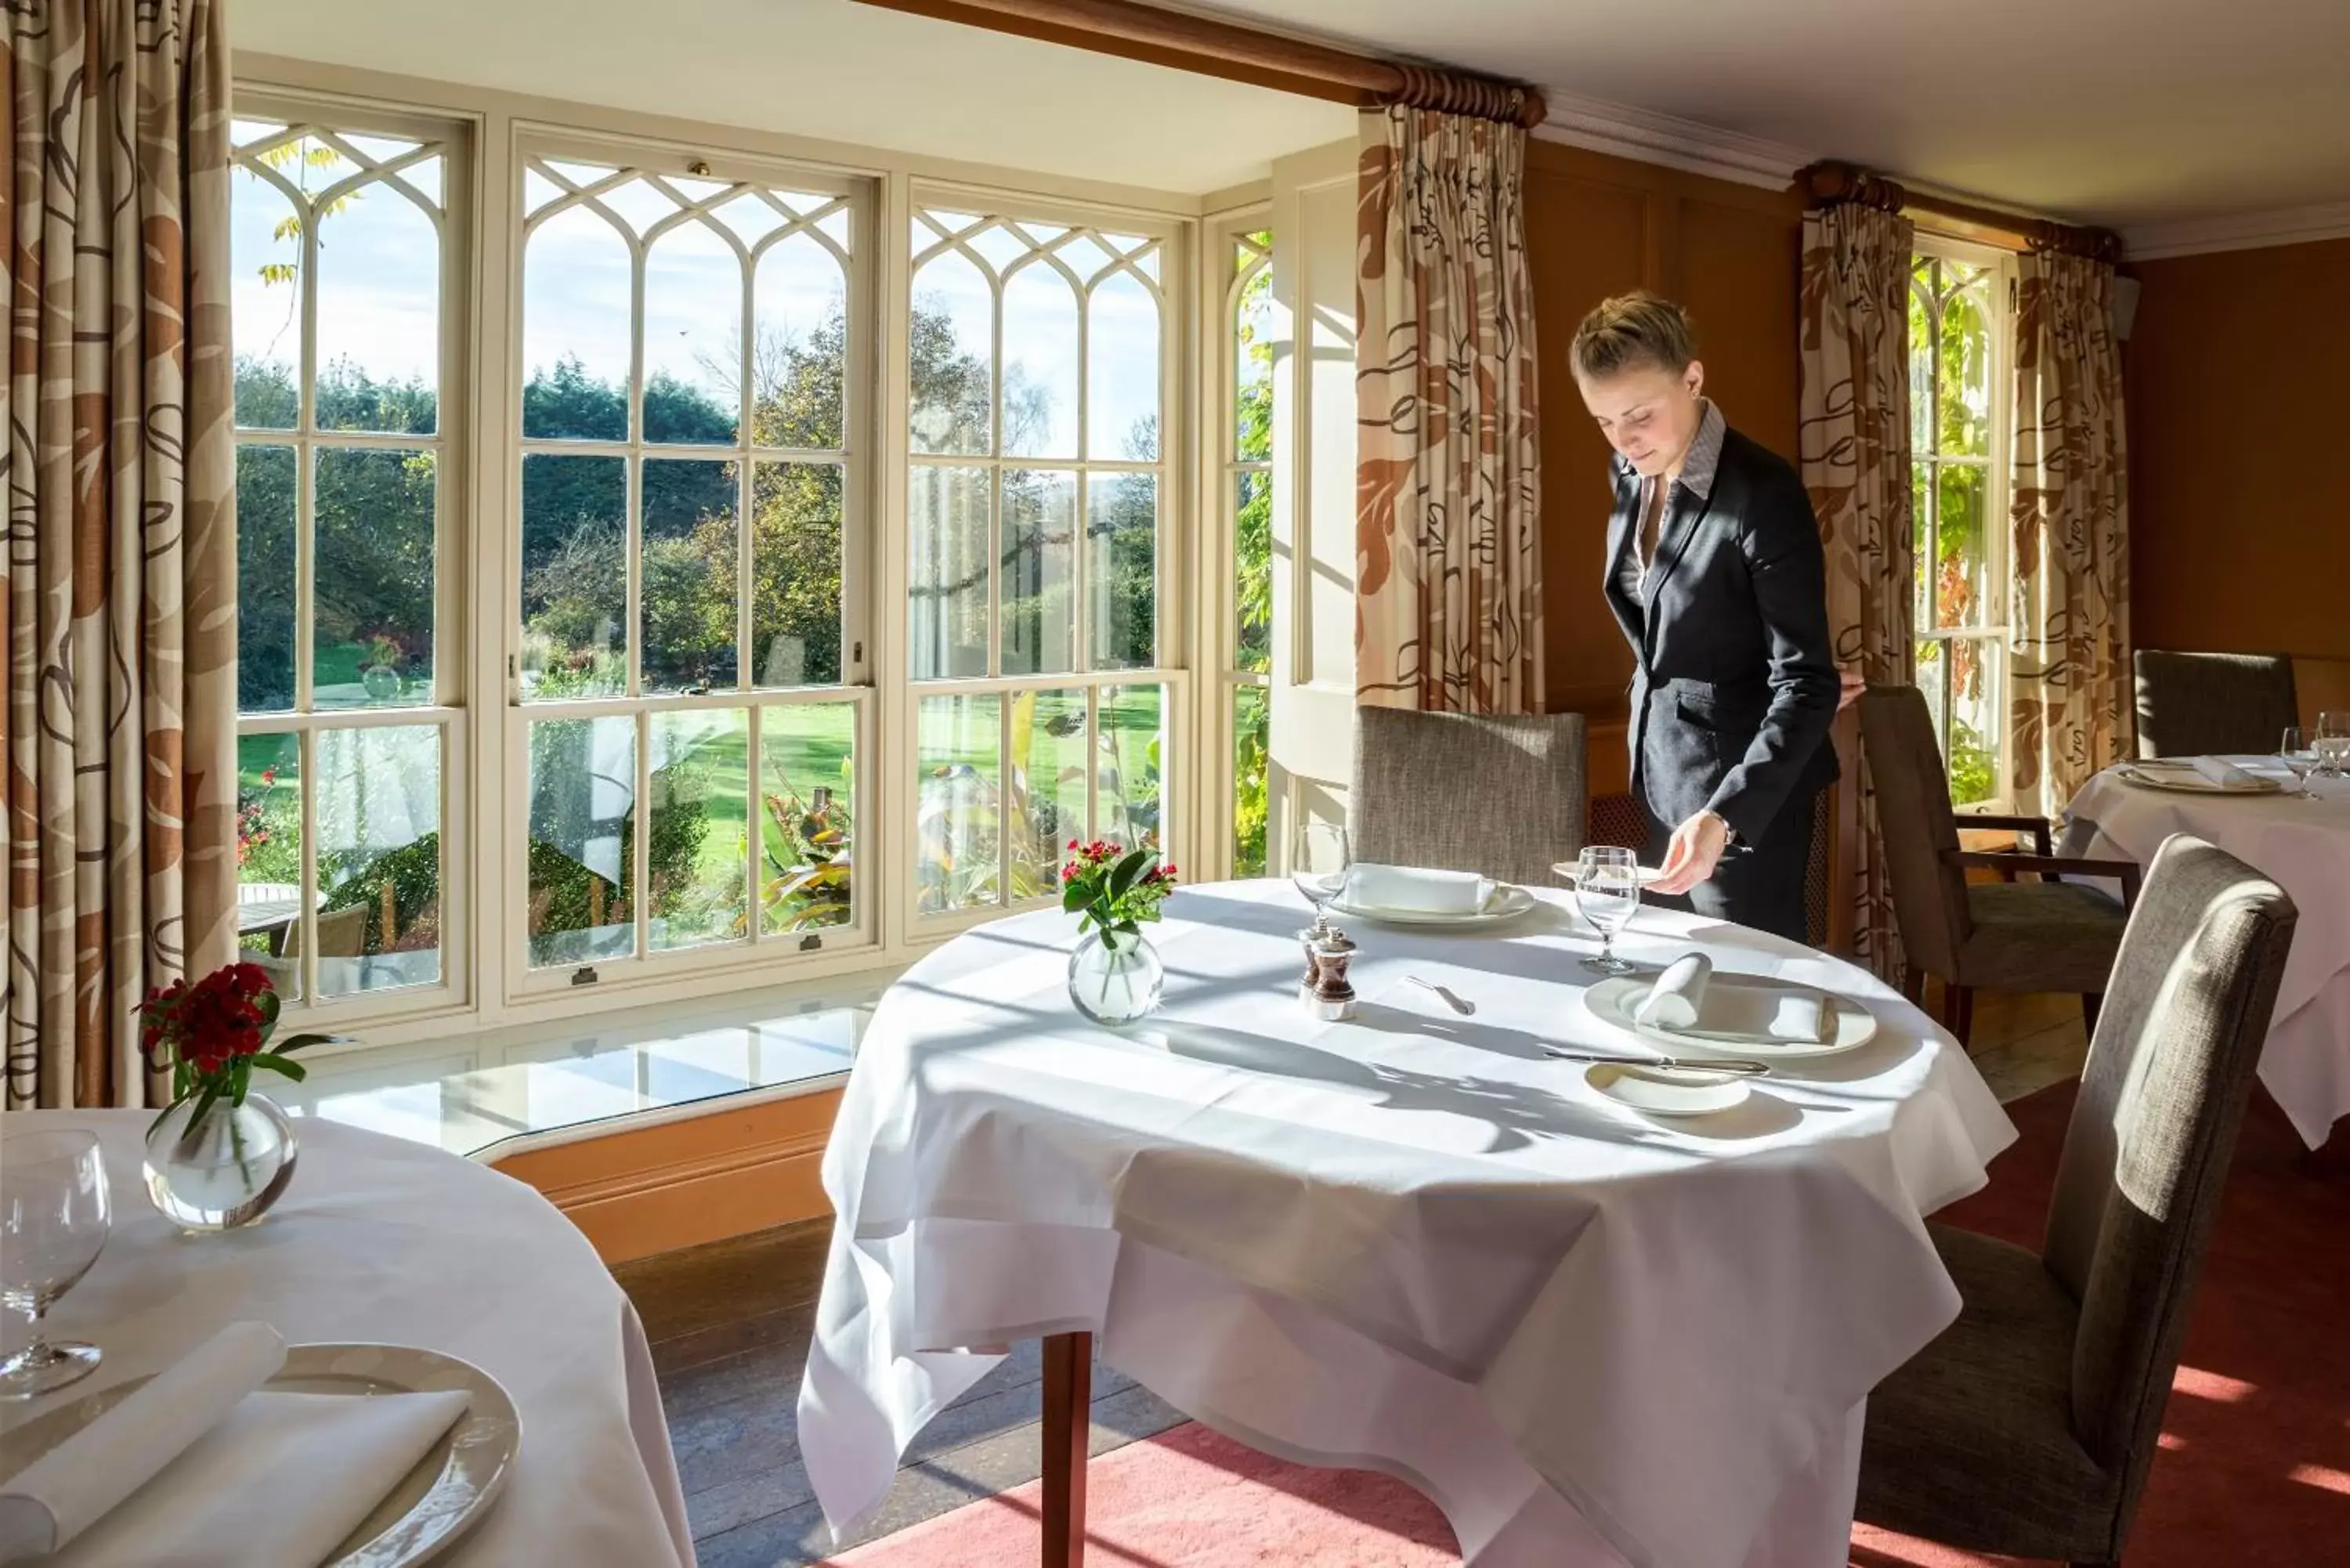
xmin=1040 ymin=1331 xmax=1091 ymax=1568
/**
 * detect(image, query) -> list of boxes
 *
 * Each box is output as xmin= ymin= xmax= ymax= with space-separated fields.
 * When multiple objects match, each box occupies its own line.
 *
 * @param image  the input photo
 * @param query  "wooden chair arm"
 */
xmin=1941 ymin=848 xmax=2142 ymax=909
xmin=1960 ymin=813 xmax=2054 ymax=855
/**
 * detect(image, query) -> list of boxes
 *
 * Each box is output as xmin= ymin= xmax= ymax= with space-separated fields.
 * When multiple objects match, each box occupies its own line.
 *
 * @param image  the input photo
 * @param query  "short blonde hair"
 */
xmin=1571 ymin=291 xmax=1697 ymax=380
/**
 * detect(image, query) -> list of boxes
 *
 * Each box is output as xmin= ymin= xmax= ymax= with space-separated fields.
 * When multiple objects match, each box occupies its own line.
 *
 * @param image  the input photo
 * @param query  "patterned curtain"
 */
xmin=2010 ymin=246 xmax=2131 ymax=816
xmin=4 ymin=0 xmax=240 ymax=1108
xmin=1355 ymin=105 xmax=1543 ymax=714
xmin=1798 ymin=200 xmax=1914 ymax=981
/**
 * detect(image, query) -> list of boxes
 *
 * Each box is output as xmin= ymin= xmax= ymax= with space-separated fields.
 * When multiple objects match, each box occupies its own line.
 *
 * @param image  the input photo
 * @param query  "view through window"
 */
xmin=1224 ymin=227 xmax=1274 ymax=876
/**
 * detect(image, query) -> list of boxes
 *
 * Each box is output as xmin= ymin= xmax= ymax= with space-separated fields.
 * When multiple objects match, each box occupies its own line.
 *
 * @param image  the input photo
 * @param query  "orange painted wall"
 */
xmin=2126 ymin=237 xmax=2350 ymax=663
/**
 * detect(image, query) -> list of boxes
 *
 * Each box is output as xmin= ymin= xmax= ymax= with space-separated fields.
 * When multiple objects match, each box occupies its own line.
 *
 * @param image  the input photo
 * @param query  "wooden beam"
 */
xmin=848 ymin=0 xmax=1546 ymax=126
xmin=1040 ymin=1331 xmax=1092 ymax=1566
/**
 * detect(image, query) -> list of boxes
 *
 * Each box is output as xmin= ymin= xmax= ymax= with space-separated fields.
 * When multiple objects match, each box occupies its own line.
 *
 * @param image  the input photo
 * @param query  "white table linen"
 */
xmin=798 ymin=880 xmax=2015 ymax=1568
xmin=2063 ymin=761 xmax=2350 ymax=1146
xmin=0 ymin=1114 xmax=693 ymax=1568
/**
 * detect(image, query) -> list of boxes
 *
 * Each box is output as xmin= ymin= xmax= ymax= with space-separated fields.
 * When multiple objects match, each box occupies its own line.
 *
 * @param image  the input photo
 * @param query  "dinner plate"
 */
xmin=2114 ymin=762 xmax=2281 ymax=795
xmin=1583 ymin=1061 xmax=1752 ymax=1117
xmin=0 ymin=1343 xmax=519 ymax=1566
xmin=1583 ymin=975 xmax=1878 ymax=1060
xmin=1551 ymin=861 xmax=1668 ymax=887
xmin=1325 ymin=881 xmax=1539 ymax=929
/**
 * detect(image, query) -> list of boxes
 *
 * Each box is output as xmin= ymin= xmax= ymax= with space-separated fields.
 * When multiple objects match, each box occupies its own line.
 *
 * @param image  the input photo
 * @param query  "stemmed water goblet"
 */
xmin=2 ymin=1129 xmax=112 ymax=1400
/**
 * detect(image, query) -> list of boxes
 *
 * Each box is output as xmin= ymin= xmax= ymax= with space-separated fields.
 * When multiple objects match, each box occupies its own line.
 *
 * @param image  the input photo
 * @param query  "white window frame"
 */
xmin=1202 ymin=211 xmax=1272 ymax=880
xmin=1911 ymin=234 xmax=2016 ymax=815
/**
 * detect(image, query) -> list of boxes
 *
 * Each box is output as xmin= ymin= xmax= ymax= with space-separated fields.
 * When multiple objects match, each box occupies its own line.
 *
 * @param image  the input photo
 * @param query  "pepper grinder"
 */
xmin=1300 ymin=924 xmax=1359 ymax=1021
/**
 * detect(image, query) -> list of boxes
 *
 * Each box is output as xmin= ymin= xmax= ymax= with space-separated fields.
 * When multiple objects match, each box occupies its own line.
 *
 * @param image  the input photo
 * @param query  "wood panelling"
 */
xmin=1522 ymin=141 xmax=1805 ymax=717
xmin=486 ymin=1089 xmax=841 ymax=1265
xmin=2126 ymin=237 xmax=2350 ymax=663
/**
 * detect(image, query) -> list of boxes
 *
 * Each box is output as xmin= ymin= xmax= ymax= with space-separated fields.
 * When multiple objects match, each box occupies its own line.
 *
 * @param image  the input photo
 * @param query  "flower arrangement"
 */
xmin=1058 ymin=839 xmax=1177 ymax=952
xmin=139 ymin=963 xmax=338 ymax=1133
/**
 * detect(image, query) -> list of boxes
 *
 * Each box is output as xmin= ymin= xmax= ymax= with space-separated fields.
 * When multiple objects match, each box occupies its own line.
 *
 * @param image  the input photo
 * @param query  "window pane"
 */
xmin=1098 ymin=684 xmax=1164 ymax=852
xmin=237 ymin=444 xmax=297 ymax=714
xmin=1010 ymin=688 xmax=1086 ymax=898
xmin=1933 ymin=464 xmax=1992 ymax=630
xmin=1002 ymin=468 xmax=1076 ymax=676
xmin=527 ymin=715 xmax=635 ymax=966
xmin=761 ymin=701 xmax=855 ymax=935
xmin=1914 ymin=640 xmax=1948 ymax=768
xmin=644 ymin=222 xmax=741 ymax=445
xmin=1087 ymin=269 xmax=1159 ymax=460
xmin=751 ymin=461 xmax=844 ymax=688
xmin=1235 ymin=469 xmax=1271 ymax=674
xmin=314 ymin=184 xmax=439 ymax=434
xmin=753 ymin=235 xmax=848 ymax=450
xmin=521 ymin=454 xmax=627 ymax=699
xmin=1088 ymin=471 xmax=1155 ymax=670
xmin=1234 ymin=251 xmax=1273 ymax=463
xmin=236 ymin=732 xmax=304 ymax=1001
xmin=232 ymin=169 xmax=300 ymax=430
xmin=1233 ymin=685 xmax=1269 ymax=876
xmin=314 ymin=447 xmax=435 ymax=708
xmin=1002 ymin=262 xmax=1077 ymax=458
xmin=909 ymin=250 xmax=992 ymax=455
xmin=641 ymin=457 xmax=739 ymax=692
xmin=315 ymin=725 xmax=442 ymax=997
xmin=522 ymin=205 xmax=631 ymax=440
xmin=649 ymin=710 xmax=748 ymax=952
xmin=1911 ymin=462 xmax=1933 ymax=631
xmin=1907 ymin=284 xmax=1932 ymax=453
xmin=909 ymin=465 xmax=990 ymax=680
xmin=1938 ymin=284 xmax=1994 ymax=458
xmin=916 ymin=692 xmax=1000 ymax=915
xmin=1948 ymin=638 xmax=2003 ymax=807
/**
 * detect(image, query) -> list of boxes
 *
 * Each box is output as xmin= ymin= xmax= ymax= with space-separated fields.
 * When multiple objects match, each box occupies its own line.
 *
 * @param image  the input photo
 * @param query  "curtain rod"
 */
xmin=1798 ymin=161 xmax=2120 ymax=263
xmin=847 ymin=0 xmax=1548 ymax=127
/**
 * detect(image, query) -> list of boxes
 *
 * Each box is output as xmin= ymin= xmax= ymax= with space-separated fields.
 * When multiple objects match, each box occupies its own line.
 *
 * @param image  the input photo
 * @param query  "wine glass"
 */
xmin=2316 ymin=712 xmax=2350 ymax=781
xmin=2280 ymin=728 xmax=2318 ymax=798
xmin=2 ymin=1129 xmax=111 ymax=1399
xmin=1574 ymin=845 xmax=1643 ymax=977
xmin=1291 ymin=822 xmax=1352 ymax=933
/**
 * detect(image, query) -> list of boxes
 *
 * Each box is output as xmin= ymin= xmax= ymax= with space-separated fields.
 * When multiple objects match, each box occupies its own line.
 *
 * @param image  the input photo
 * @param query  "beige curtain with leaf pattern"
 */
xmin=1799 ymin=201 xmax=1914 ymax=981
xmin=4 ymin=0 xmax=240 ymax=1108
xmin=1355 ymin=105 xmax=1543 ymax=714
xmin=2010 ymin=247 xmax=2131 ymax=816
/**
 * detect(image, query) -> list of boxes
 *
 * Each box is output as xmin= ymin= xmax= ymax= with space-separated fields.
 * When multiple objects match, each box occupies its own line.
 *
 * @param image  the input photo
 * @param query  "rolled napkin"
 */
xmin=2189 ymin=755 xmax=2258 ymax=789
xmin=1631 ymin=956 xmax=1830 ymax=1045
xmin=1634 ymin=952 xmax=1712 ymax=1030
xmin=1343 ymin=864 xmax=1491 ymax=915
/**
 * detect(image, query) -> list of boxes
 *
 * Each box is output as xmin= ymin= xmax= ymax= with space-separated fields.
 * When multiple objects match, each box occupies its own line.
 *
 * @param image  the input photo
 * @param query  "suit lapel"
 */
xmin=1640 ymin=479 xmax=1717 ymax=627
xmin=1603 ymin=470 xmax=1643 ymax=649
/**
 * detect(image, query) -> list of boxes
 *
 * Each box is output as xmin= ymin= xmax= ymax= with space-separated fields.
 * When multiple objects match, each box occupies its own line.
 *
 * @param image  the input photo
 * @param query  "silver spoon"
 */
xmin=1405 ymin=976 xmax=1475 ymax=1015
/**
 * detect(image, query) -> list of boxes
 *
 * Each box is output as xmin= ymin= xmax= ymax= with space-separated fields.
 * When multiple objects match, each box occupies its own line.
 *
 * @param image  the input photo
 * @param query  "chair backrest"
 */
xmin=2042 ymin=835 xmax=2295 ymax=1524
xmin=2133 ymin=650 xmax=2298 ymax=759
xmin=1856 ymin=685 xmax=1970 ymax=978
xmin=1348 ymin=708 xmax=1586 ymax=885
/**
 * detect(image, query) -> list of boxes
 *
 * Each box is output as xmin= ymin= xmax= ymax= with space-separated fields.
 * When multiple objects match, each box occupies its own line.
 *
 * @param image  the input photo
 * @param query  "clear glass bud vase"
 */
xmin=143 ymin=1093 xmax=300 ymax=1232
xmin=1067 ymin=930 xmax=1165 ymax=1027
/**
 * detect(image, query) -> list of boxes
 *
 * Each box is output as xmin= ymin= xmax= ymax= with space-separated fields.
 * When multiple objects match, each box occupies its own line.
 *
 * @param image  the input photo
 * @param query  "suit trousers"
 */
xmin=1640 ymin=787 xmax=1819 ymax=945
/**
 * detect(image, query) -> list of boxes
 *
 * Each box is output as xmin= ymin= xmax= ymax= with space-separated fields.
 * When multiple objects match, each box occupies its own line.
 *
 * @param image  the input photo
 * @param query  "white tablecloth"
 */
xmin=0 ymin=1112 xmax=693 ymax=1568
xmin=2062 ymin=761 xmax=2350 ymax=1147
xmin=798 ymin=881 xmax=2015 ymax=1568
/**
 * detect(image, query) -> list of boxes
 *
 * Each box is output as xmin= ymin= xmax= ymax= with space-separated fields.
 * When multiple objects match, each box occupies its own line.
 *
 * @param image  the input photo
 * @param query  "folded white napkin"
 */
xmin=1343 ymin=864 xmax=1490 ymax=914
xmin=0 ymin=1322 xmax=472 ymax=1568
xmin=1633 ymin=953 xmax=1829 ymax=1044
xmin=2190 ymin=755 xmax=2258 ymax=788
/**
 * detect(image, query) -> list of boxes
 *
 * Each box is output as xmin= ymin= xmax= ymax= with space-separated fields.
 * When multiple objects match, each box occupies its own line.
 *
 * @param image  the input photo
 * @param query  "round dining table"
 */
xmin=798 ymin=879 xmax=2016 ymax=1568
xmin=2061 ymin=759 xmax=2350 ymax=1146
xmin=0 ymin=1112 xmax=694 ymax=1567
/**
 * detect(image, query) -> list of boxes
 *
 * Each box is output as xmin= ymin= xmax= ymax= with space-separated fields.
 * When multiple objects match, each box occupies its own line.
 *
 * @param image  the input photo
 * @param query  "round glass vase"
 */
xmin=143 ymin=1092 xmax=300 ymax=1232
xmin=1067 ymin=930 xmax=1165 ymax=1027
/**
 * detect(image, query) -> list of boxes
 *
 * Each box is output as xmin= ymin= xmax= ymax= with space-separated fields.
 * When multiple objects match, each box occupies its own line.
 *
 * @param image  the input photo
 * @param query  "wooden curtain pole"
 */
xmin=847 ymin=0 xmax=1548 ymax=127
xmin=1798 ymin=160 xmax=2120 ymax=263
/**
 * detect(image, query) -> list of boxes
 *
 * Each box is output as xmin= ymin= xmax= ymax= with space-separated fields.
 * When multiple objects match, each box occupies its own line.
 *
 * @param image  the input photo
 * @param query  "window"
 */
xmin=906 ymin=204 xmax=1177 ymax=919
xmin=512 ymin=144 xmax=871 ymax=981
xmin=1223 ymin=226 xmax=1274 ymax=876
xmin=1909 ymin=244 xmax=2012 ymax=809
xmin=230 ymin=108 xmax=462 ymax=1012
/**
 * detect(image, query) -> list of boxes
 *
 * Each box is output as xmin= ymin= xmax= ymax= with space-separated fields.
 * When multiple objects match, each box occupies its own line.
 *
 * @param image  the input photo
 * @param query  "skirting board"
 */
xmin=485 ymin=1088 xmax=843 ymax=1265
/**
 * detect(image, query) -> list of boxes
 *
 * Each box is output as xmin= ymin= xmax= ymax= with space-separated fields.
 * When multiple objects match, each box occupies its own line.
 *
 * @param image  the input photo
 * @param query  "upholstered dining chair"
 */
xmin=1861 ymin=685 xmax=2141 ymax=1044
xmin=1855 ymin=834 xmax=2297 ymax=1567
xmin=1349 ymin=708 xmax=1586 ymax=886
xmin=2133 ymin=649 xmax=2300 ymax=759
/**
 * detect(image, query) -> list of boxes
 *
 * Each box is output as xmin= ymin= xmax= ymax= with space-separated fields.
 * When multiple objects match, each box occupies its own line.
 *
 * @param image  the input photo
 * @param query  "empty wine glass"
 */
xmin=2 ymin=1129 xmax=111 ymax=1399
xmin=2316 ymin=712 xmax=2350 ymax=781
xmin=1574 ymin=845 xmax=1643 ymax=977
xmin=1291 ymin=822 xmax=1353 ymax=934
xmin=2280 ymin=728 xmax=2318 ymax=798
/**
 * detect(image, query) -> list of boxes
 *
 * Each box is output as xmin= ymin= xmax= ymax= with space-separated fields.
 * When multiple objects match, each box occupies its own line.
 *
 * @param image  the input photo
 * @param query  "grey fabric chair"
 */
xmin=1856 ymin=834 xmax=2298 ymax=1566
xmin=2133 ymin=649 xmax=2299 ymax=759
xmin=1349 ymin=707 xmax=1586 ymax=886
xmin=1861 ymin=685 xmax=2140 ymax=1043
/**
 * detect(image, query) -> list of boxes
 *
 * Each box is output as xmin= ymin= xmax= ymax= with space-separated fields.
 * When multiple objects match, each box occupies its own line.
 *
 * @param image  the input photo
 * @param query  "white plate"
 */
xmin=0 ymin=1343 xmax=519 ymax=1567
xmin=2116 ymin=761 xmax=2281 ymax=795
xmin=1583 ymin=975 xmax=1878 ymax=1060
xmin=1325 ymin=882 xmax=1539 ymax=929
xmin=1551 ymin=861 xmax=1667 ymax=887
xmin=1584 ymin=1061 xmax=1751 ymax=1116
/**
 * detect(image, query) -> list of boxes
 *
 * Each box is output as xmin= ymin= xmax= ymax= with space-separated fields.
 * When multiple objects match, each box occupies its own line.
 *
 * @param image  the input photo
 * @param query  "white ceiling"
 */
xmin=233 ymin=0 xmax=2350 ymax=229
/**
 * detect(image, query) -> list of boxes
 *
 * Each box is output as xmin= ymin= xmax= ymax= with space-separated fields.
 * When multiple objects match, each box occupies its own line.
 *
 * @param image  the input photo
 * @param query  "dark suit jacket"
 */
xmin=1604 ymin=425 xmax=1839 ymax=846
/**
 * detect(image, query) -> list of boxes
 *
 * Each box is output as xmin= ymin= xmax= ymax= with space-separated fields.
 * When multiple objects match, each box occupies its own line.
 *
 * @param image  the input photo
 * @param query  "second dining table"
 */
xmin=797 ymin=878 xmax=2016 ymax=1568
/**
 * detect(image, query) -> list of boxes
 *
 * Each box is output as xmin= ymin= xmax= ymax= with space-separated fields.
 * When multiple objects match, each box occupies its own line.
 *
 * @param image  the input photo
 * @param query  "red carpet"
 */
xmin=830 ymin=1086 xmax=2350 ymax=1567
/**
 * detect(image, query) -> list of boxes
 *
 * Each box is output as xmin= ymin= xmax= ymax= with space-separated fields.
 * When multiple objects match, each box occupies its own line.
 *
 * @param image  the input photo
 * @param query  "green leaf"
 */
xmin=1061 ymin=883 xmax=1086 ymax=913
xmin=1109 ymin=847 xmax=1150 ymax=901
xmin=250 ymin=1053 xmax=308 ymax=1082
xmin=1115 ymin=918 xmax=1140 ymax=936
xmin=270 ymin=1032 xmax=346 ymax=1055
xmin=257 ymin=987 xmax=283 ymax=1035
